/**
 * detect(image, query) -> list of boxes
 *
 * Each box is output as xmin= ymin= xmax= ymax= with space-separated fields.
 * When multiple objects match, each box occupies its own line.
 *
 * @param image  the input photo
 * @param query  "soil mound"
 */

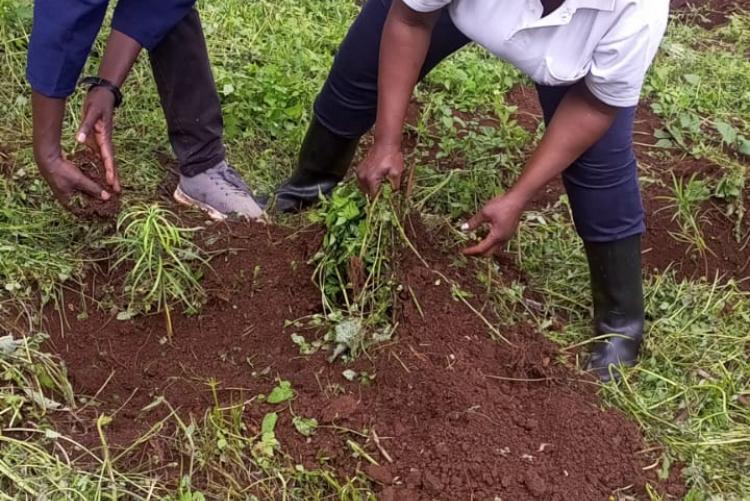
xmin=43 ymin=219 xmax=683 ymax=499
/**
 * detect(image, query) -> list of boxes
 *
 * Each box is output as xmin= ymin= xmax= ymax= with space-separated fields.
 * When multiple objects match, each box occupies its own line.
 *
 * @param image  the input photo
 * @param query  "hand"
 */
xmin=356 ymin=145 xmax=404 ymax=197
xmin=37 ymin=154 xmax=111 ymax=207
xmin=76 ymin=87 xmax=121 ymax=193
xmin=462 ymin=193 xmax=527 ymax=257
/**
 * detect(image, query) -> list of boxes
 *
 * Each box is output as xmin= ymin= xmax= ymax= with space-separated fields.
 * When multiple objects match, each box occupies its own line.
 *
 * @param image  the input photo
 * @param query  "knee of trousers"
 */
xmin=563 ymin=158 xmax=646 ymax=243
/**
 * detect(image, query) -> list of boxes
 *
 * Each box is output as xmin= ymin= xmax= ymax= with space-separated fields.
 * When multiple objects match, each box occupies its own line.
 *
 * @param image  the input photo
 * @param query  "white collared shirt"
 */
xmin=403 ymin=0 xmax=670 ymax=107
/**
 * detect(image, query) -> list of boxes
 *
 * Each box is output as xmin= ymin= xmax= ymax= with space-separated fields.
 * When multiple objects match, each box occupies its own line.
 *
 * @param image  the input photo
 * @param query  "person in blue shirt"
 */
xmin=28 ymin=0 xmax=264 ymax=220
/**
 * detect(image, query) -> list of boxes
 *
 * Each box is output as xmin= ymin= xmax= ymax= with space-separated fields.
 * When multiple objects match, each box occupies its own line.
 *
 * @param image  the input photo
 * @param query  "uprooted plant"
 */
xmin=105 ymin=203 xmax=208 ymax=337
xmin=307 ymin=184 xmax=402 ymax=361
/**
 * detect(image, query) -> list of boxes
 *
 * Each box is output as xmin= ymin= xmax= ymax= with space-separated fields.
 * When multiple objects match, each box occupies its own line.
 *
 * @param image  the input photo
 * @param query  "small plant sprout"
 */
xmin=106 ymin=203 xmax=208 ymax=338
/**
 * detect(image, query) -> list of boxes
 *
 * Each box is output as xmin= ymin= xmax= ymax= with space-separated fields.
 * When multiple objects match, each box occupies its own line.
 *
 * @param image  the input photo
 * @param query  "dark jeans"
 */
xmin=314 ymin=0 xmax=645 ymax=242
xmin=149 ymin=9 xmax=225 ymax=177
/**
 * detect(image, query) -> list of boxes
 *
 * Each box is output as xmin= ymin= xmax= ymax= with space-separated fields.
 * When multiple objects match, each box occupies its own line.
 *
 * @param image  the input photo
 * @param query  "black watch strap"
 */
xmin=79 ymin=76 xmax=123 ymax=108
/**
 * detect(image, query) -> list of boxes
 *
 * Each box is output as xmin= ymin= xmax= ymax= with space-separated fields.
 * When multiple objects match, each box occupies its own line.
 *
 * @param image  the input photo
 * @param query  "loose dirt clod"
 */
xmin=42 ymin=219 xmax=684 ymax=499
xmin=67 ymin=150 xmax=121 ymax=220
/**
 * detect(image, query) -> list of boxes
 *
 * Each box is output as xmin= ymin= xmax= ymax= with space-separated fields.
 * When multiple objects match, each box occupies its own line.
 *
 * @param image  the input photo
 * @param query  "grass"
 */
xmin=658 ymin=174 xmax=713 ymax=256
xmin=0 ymin=0 xmax=749 ymax=499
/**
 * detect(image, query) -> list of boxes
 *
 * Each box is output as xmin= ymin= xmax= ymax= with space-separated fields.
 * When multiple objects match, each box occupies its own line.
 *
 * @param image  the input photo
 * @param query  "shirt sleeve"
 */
xmin=111 ymin=0 xmax=196 ymax=51
xmin=402 ymin=0 xmax=452 ymax=13
xmin=26 ymin=0 xmax=110 ymax=98
xmin=584 ymin=2 xmax=669 ymax=108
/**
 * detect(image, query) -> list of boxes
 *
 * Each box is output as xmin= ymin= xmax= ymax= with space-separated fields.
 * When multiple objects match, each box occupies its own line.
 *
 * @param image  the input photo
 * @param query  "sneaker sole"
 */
xmin=173 ymin=186 xmax=228 ymax=221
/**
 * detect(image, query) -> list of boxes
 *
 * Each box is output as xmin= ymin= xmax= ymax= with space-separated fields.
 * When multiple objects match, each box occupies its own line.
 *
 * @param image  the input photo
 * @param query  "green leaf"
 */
xmin=267 ymin=380 xmax=295 ymax=404
xmin=292 ymin=416 xmax=318 ymax=437
xmin=738 ymin=136 xmax=750 ymax=156
xmin=683 ymin=74 xmax=700 ymax=85
xmin=714 ymin=120 xmax=738 ymax=145
xmin=261 ymin=412 xmax=278 ymax=435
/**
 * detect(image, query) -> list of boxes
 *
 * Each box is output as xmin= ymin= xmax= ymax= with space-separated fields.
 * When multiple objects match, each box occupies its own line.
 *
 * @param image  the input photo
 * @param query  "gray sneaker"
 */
xmin=173 ymin=161 xmax=266 ymax=221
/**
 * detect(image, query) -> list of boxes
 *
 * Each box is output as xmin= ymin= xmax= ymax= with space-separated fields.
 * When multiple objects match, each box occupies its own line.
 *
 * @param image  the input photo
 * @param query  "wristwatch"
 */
xmin=79 ymin=77 xmax=123 ymax=108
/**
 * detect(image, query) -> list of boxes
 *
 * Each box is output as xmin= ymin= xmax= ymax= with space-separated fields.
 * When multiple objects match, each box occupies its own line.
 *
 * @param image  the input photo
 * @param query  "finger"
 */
xmin=76 ymin=110 xmax=97 ymax=145
xmin=463 ymin=231 xmax=502 ymax=257
xmin=74 ymin=171 xmax=110 ymax=201
xmin=50 ymin=185 xmax=72 ymax=209
xmin=387 ymin=167 xmax=402 ymax=192
xmin=462 ymin=210 xmax=489 ymax=232
xmin=366 ymin=174 xmax=383 ymax=198
xmin=95 ymin=121 xmax=120 ymax=192
xmin=356 ymin=168 xmax=370 ymax=195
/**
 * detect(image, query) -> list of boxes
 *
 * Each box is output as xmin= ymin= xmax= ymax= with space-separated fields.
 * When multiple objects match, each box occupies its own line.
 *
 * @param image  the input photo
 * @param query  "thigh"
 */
xmin=535 ymin=84 xmax=645 ymax=242
xmin=314 ymin=0 xmax=471 ymax=138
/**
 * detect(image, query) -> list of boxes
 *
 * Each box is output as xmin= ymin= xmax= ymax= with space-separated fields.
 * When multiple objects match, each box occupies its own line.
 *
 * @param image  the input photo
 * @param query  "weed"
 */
xmin=658 ymin=174 xmax=713 ymax=256
xmin=106 ymin=204 xmax=208 ymax=337
xmin=645 ymin=14 xmax=750 ymax=166
xmin=309 ymin=184 xmax=399 ymax=360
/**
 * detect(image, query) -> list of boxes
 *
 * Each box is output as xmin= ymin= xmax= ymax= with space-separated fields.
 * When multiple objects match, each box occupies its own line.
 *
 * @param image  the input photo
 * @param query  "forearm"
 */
xmin=374 ymin=1 xmax=438 ymax=149
xmin=97 ymin=29 xmax=142 ymax=87
xmin=508 ymin=83 xmax=618 ymax=204
xmin=32 ymin=91 xmax=66 ymax=165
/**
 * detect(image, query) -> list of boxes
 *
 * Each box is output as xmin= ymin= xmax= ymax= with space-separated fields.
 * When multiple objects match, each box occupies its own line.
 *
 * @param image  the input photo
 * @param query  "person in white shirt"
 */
xmin=274 ymin=0 xmax=670 ymax=381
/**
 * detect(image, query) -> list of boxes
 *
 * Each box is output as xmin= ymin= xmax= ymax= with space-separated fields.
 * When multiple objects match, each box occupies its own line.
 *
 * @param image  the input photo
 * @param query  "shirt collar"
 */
xmin=566 ymin=0 xmax=617 ymax=12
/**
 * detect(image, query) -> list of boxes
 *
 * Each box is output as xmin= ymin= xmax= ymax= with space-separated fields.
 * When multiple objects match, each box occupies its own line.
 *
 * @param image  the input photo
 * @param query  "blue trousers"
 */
xmin=314 ymin=0 xmax=645 ymax=243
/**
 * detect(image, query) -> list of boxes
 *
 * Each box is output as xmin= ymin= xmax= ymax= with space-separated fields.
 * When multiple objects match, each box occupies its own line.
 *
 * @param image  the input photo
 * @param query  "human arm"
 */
xmin=27 ymin=0 xmax=112 ymax=204
xmin=75 ymin=29 xmax=143 ymax=193
xmin=32 ymin=92 xmax=111 ymax=204
xmin=463 ymin=82 xmax=618 ymax=255
xmin=356 ymin=0 xmax=441 ymax=197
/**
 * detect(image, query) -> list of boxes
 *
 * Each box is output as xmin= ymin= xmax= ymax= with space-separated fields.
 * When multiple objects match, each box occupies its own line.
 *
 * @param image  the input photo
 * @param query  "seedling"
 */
xmin=106 ymin=203 xmax=208 ymax=337
xmin=267 ymin=380 xmax=295 ymax=404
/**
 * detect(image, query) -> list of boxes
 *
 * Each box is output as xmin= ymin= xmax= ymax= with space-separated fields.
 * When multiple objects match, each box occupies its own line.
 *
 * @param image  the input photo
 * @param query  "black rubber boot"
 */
xmin=274 ymin=117 xmax=360 ymax=213
xmin=584 ymin=234 xmax=645 ymax=382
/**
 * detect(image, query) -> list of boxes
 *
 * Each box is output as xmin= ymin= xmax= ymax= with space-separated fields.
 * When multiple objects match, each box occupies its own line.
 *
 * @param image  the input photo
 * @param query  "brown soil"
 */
xmin=632 ymin=105 xmax=750 ymax=286
xmin=67 ymin=150 xmax=121 ymax=219
xmin=43 ymin=219 xmax=684 ymax=499
xmin=670 ymin=0 xmax=747 ymax=29
xmin=506 ymin=85 xmax=543 ymax=136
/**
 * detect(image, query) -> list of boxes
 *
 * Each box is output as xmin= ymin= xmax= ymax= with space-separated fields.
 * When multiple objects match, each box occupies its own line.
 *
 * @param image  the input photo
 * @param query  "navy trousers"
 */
xmin=314 ymin=0 xmax=645 ymax=242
